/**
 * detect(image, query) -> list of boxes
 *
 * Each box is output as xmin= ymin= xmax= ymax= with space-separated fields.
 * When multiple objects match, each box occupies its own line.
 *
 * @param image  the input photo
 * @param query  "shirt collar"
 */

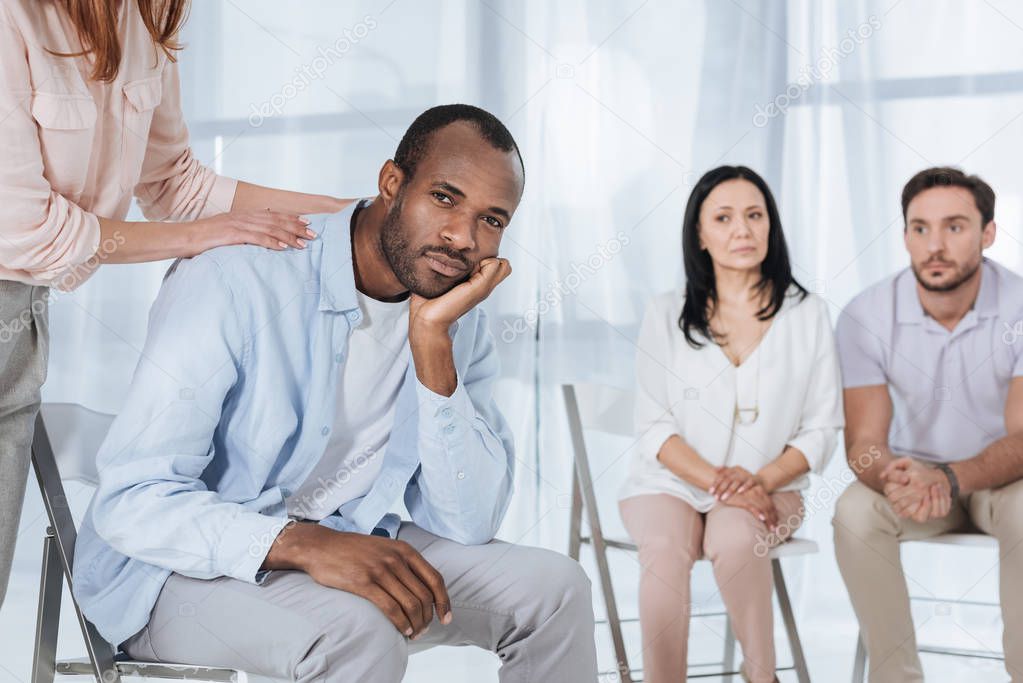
xmin=895 ymin=267 xmax=925 ymax=325
xmin=974 ymin=258 xmax=999 ymax=319
xmin=317 ymin=198 xmax=370 ymax=313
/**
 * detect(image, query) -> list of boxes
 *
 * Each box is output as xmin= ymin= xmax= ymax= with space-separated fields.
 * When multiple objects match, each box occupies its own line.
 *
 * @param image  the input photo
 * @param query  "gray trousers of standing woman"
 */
xmin=0 ymin=281 xmax=48 ymax=608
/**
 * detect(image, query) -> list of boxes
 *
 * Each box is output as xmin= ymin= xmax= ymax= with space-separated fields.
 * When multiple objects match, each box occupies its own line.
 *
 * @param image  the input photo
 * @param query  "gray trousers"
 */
xmin=123 ymin=523 xmax=598 ymax=682
xmin=0 ymin=280 xmax=49 ymax=609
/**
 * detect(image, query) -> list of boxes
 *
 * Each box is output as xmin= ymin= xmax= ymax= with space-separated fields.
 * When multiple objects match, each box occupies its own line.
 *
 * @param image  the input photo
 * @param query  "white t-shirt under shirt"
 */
xmin=286 ymin=289 xmax=411 ymax=520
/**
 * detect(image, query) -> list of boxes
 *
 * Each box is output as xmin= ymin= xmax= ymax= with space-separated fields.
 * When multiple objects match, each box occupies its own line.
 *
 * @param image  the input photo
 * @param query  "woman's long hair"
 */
xmin=678 ymin=165 xmax=806 ymax=348
xmin=50 ymin=0 xmax=190 ymax=82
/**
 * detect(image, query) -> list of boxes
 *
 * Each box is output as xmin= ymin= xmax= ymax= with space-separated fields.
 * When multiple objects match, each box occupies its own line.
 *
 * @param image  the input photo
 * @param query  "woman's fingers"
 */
xmin=721 ymin=476 xmax=748 ymax=500
xmin=251 ymin=210 xmax=313 ymax=249
xmin=709 ymin=468 xmax=728 ymax=496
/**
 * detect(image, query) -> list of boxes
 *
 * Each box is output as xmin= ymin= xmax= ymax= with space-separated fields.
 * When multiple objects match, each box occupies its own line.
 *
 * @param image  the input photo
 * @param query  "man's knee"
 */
xmin=516 ymin=549 xmax=593 ymax=624
xmin=297 ymin=597 xmax=408 ymax=681
xmin=833 ymin=480 xmax=891 ymax=540
xmin=987 ymin=479 xmax=1023 ymax=547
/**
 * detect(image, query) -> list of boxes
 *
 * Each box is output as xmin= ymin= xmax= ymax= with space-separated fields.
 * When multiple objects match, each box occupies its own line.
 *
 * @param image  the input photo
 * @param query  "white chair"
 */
xmin=30 ymin=402 xmax=252 ymax=683
xmin=563 ymin=384 xmax=815 ymax=683
xmin=851 ymin=532 xmax=1004 ymax=683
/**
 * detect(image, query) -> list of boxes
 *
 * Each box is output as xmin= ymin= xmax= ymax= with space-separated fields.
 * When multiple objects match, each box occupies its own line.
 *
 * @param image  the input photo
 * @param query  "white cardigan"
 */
xmin=619 ymin=287 xmax=844 ymax=512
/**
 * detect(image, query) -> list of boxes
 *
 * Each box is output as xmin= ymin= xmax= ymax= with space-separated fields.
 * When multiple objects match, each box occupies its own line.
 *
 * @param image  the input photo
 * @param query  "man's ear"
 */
xmin=378 ymin=160 xmax=406 ymax=207
xmin=982 ymin=219 xmax=996 ymax=250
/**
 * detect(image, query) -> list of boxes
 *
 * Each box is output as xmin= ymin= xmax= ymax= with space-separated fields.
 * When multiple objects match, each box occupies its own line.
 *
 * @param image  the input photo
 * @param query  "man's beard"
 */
xmin=911 ymin=255 xmax=981 ymax=292
xmin=379 ymin=193 xmax=473 ymax=298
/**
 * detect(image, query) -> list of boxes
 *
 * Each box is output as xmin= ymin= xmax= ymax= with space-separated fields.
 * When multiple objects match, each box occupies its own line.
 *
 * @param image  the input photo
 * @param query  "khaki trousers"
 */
xmin=833 ymin=478 xmax=1023 ymax=683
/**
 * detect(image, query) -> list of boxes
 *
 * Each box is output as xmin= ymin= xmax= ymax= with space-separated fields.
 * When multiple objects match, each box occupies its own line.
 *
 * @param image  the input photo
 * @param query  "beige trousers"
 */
xmin=620 ymin=491 xmax=804 ymax=683
xmin=833 ymin=478 xmax=1023 ymax=683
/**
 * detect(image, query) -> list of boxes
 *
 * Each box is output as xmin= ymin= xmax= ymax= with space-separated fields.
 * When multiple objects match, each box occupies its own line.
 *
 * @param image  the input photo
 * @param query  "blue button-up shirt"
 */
xmin=72 ymin=200 xmax=516 ymax=646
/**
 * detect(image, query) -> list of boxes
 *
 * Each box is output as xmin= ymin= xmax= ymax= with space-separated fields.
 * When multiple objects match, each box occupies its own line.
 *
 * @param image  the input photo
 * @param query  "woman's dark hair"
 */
xmin=678 ymin=165 xmax=806 ymax=348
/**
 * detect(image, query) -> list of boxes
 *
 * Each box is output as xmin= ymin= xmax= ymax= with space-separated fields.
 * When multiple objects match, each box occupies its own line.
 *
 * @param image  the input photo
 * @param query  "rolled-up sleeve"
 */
xmin=404 ymin=310 xmax=515 ymax=545
xmin=133 ymin=61 xmax=237 ymax=222
xmin=786 ymin=297 xmax=844 ymax=473
xmin=634 ymin=298 xmax=681 ymax=465
xmin=0 ymin=6 xmax=100 ymax=286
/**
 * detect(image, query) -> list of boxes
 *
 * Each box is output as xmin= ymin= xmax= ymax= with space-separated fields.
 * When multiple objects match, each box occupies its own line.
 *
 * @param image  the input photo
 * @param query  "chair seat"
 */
xmin=906 ymin=532 xmax=997 ymax=548
xmin=767 ymin=537 xmax=818 ymax=558
xmin=57 ymin=657 xmax=240 ymax=681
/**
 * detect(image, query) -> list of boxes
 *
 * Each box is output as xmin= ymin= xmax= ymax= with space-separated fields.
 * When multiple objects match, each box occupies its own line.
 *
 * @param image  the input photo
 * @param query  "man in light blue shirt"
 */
xmin=74 ymin=104 xmax=597 ymax=682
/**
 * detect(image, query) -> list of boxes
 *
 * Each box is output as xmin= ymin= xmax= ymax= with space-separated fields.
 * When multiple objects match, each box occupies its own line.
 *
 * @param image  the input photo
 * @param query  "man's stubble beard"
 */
xmin=911 ymin=252 xmax=982 ymax=293
xmin=379 ymin=191 xmax=472 ymax=299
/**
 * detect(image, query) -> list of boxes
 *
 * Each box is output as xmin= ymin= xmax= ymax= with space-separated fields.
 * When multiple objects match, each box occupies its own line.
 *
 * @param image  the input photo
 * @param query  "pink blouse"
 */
xmin=0 ymin=0 xmax=237 ymax=289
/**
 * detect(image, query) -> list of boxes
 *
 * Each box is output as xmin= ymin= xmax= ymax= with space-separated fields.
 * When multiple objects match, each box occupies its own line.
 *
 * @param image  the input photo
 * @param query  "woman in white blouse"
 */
xmin=618 ymin=166 xmax=843 ymax=683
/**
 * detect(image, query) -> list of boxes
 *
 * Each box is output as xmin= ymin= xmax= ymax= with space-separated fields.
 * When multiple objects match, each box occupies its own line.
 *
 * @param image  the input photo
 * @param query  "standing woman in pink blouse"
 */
xmin=0 ymin=0 xmax=350 ymax=608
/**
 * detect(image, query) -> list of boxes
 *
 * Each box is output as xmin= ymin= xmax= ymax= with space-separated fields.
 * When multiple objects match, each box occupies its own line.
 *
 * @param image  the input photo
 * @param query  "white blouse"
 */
xmin=619 ymin=287 xmax=845 ymax=512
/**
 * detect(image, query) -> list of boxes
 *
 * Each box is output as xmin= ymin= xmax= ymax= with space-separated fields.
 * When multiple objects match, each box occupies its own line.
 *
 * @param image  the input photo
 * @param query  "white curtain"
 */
xmin=41 ymin=0 xmax=1022 ymax=675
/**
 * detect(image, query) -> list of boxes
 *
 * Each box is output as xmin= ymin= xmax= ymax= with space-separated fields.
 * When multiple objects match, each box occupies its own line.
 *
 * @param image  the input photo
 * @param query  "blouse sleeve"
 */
xmin=133 ymin=60 xmax=237 ymax=222
xmin=634 ymin=296 xmax=682 ymax=465
xmin=785 ymin=296 xmax=845 ymax=474
xmin=0 ymin=5 xmax=100 ymax=287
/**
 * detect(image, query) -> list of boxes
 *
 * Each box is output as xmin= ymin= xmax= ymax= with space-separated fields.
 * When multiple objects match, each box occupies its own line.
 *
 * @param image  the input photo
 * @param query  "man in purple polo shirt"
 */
xmin=833 ymin=167 xmax=1023 ymax=683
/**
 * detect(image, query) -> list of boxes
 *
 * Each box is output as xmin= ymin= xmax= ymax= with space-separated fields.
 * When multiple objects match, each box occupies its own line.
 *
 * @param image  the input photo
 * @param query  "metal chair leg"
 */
xmin=32 ymin=531 xmax=63 ymax=683
xmin=852 ymin=632 xmax=867 ymax=683
xmin=563 ymin=385 xmax=633 ymax=683
xmin=568 ymin=464 xmax=583 ymax=562
xmin=32 ymin=414 xmax=121 ymax=683
xmin=772 ymin=559 xmax=811 ymax=683
xmin=723 ymin=614 xmax=737 ymax=678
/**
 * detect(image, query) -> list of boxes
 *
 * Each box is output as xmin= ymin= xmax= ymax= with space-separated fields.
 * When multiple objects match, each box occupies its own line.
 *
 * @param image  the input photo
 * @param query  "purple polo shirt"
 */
xmin=836 ymin=258 xmax=1023 ymax=463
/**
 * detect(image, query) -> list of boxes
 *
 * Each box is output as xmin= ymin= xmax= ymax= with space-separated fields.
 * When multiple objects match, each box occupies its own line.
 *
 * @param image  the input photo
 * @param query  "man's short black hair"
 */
xmin=393 ymin=104 xmax=524 ymax=186
xmin=902 ymin=166 xmax=995 ymax=226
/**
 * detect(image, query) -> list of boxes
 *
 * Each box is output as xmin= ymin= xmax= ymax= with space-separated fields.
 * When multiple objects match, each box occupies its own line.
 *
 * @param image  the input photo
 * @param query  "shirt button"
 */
xmin=281 ymin=487 xmax=291 ymax=497
xmin=456 ymin=471 xmax=466 ymax=480
xmin=443 ymin=425 xmax=456 ymax=434
xmin=335 ymin=352 xmax=344 ymax=363
xmin=321 ymin=426 xmax=330 ymax=436
xmin=441 ymin=407 xmax=453 ymax=419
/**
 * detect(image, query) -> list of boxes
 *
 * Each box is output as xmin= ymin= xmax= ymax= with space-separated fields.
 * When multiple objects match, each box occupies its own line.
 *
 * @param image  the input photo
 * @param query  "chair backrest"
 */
xmin=38 ymin=402 xmax=115 ymax=486
xmin=563 ymin=382 xmax=635 ymax=438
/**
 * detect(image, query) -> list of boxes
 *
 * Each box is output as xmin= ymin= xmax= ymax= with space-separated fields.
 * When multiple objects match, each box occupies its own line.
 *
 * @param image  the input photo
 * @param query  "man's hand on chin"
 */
xmin=880 ymin=456 xmax=953 ymax=522
xmin=408 ymin=257 xmax=512 ymax=396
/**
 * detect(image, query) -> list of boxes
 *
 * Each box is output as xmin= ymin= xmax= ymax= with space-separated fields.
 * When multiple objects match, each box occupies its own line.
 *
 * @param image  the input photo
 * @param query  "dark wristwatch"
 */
xmin=935 ymin=463 xmax=960 ymax=499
